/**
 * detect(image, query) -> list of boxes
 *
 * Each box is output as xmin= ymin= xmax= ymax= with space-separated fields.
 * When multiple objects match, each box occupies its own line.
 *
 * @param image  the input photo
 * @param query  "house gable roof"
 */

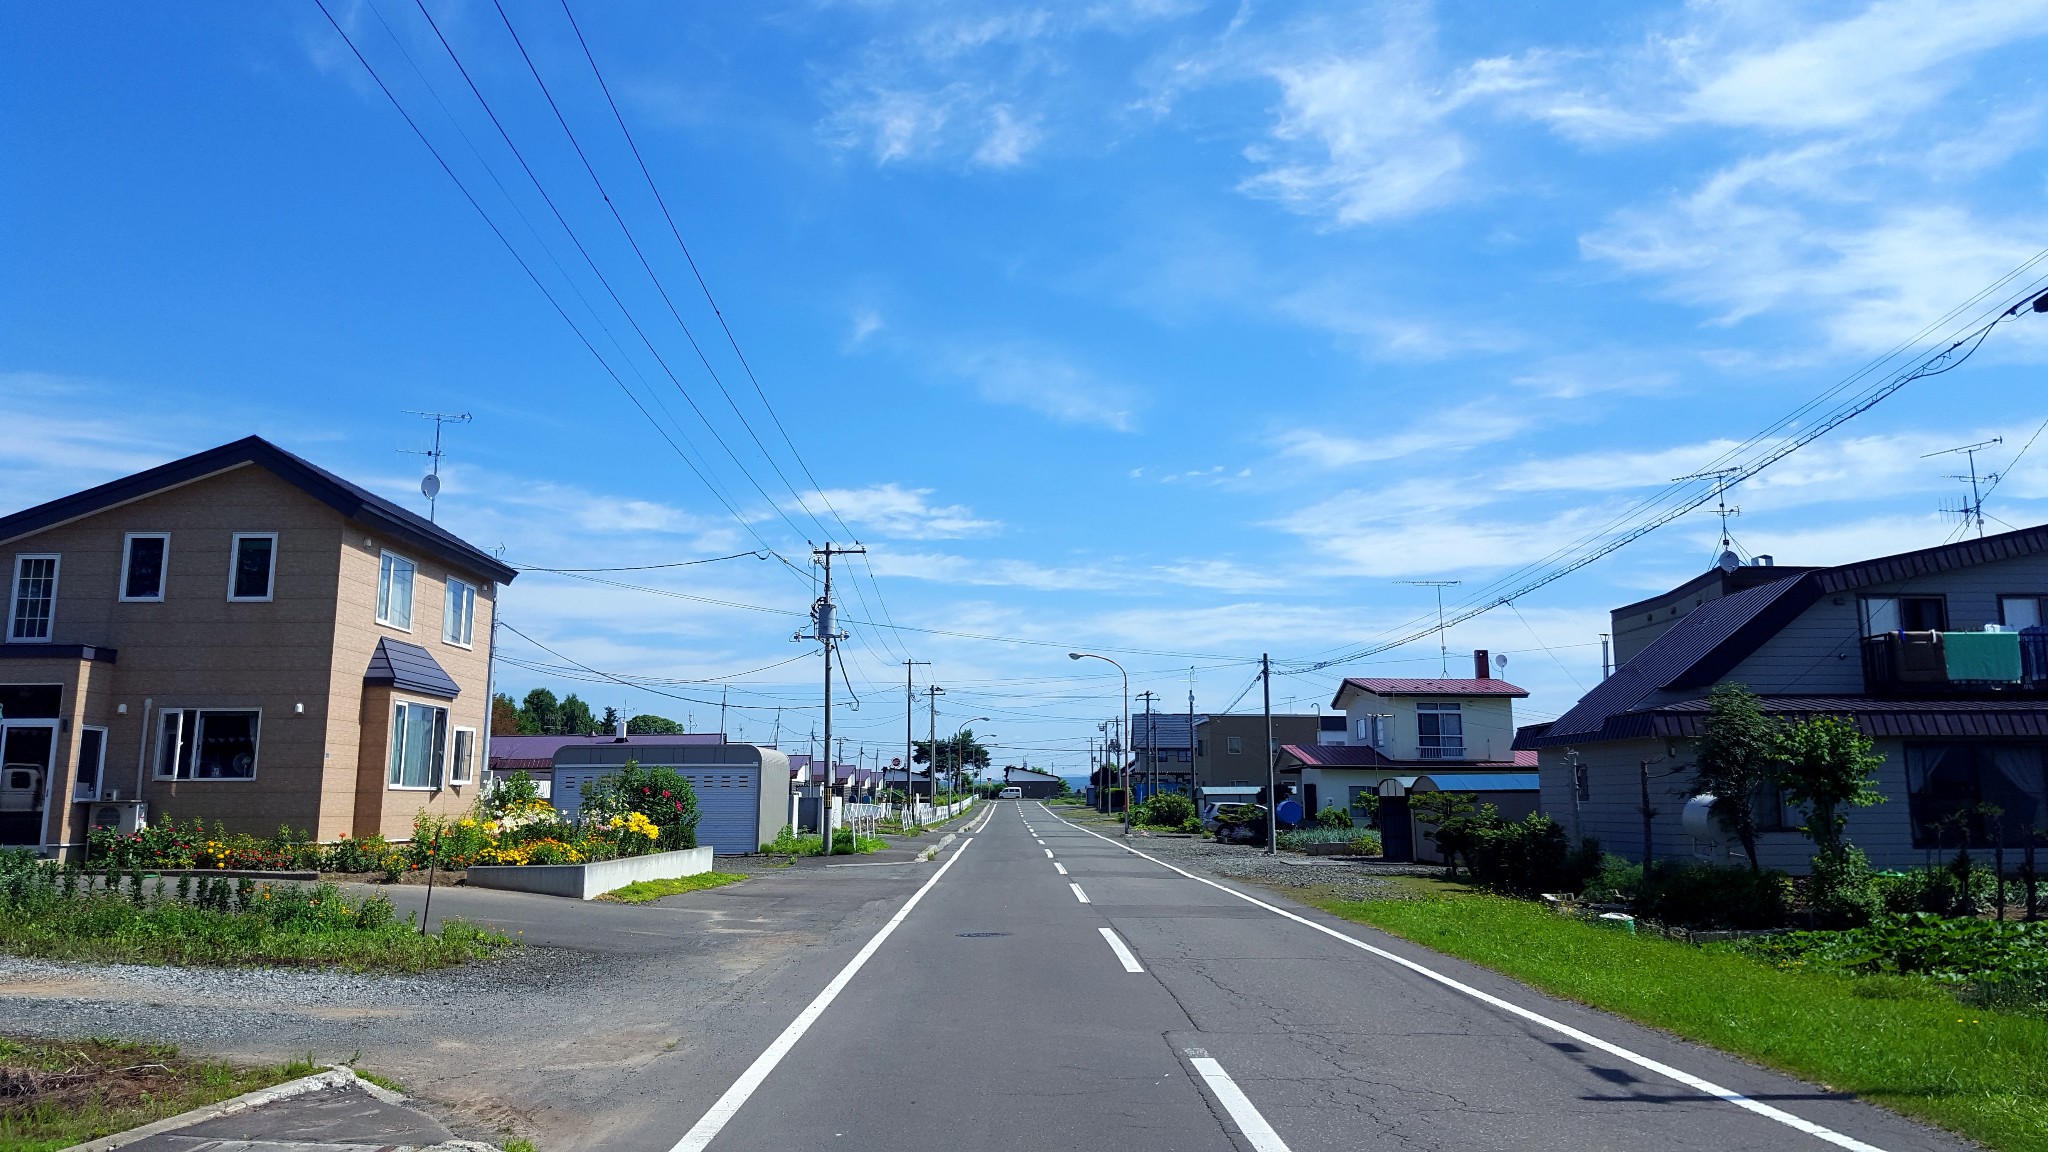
xmin=1332 ymin=678 xmax=1528 ymax=708
xmin=0 ymin=435 xmax=517 ymax=585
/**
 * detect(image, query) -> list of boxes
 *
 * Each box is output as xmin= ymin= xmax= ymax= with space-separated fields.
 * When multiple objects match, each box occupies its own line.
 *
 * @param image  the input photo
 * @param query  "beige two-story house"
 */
xmin=0 ymin=436 xmax=516 ymax=856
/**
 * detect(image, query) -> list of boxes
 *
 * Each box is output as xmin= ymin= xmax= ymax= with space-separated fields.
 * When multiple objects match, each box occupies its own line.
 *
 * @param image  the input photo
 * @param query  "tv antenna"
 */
xmin=1674 ymin=468 xmax=1743 ymax=570
xmin=1395 ymin=579 xmax=1461 ymax=676
xmin=402 ymin=410 xmax=471 ymax=523
xmin=1923 ymin=437 xmax=2002 ymax=538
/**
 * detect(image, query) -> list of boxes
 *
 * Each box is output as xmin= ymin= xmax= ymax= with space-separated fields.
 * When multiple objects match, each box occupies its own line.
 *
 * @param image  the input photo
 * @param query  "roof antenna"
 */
xmin=1395 ymin=579 xmax=1461 ymax=676
xmin=402 ymin=410 xmax=471 ymax=523
xmin=1674 ymin=468 xmax=1743 ymax=570
xmin=1922 ymin=438 xmax=2002 ymax=539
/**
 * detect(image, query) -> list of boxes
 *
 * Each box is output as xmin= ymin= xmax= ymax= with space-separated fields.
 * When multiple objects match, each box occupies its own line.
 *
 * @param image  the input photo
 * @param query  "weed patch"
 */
xmin=0 ymin=1035 xmax=323 ymax=1152
xmin=600 ymin=873 xmax=747 ymax=903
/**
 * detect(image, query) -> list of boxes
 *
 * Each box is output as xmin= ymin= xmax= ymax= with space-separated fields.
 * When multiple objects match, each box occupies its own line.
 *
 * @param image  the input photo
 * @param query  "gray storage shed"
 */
xmin=551 ymin=742 xmax=792 ymax=855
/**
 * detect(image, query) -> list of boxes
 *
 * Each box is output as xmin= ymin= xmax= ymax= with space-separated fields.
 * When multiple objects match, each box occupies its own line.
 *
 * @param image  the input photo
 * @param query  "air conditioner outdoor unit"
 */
xmin=86 ymin=801 xmax=147 ymax=835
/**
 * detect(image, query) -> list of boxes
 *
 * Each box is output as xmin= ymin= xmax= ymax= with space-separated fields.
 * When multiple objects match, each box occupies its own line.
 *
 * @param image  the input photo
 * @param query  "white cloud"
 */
xmin=799 ymin=483 xmax=998 ymax=539
xmin=973 ymin=105 xmax=1043 ymax=167
xmin=1274 ymin=400 xmax=1535 ymax=469
xmin=946 ymin=343 xmax=1139 ymax=431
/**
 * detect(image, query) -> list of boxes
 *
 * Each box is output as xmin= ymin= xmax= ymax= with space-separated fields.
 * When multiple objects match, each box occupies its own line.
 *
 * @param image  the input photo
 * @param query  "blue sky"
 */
xmin=6 ymin=0 xmax=2048 ymax=774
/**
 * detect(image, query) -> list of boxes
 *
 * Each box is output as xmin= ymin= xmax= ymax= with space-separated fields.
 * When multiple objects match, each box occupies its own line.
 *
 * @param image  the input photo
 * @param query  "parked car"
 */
xmin=1212 ymin=803 xmax=1270 ymax=846
xmin=998 ymin=786 xmax=1023 ymax=799
xmin=0 ymin=764 xmax=42 ymax=813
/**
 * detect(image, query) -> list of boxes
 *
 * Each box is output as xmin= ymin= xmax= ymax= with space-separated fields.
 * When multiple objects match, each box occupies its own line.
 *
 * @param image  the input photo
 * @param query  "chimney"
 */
xmin=613 ymin=717 xmax=628 ymax=742
xmin=1473 ymin=649 xmax=1490 ymax=679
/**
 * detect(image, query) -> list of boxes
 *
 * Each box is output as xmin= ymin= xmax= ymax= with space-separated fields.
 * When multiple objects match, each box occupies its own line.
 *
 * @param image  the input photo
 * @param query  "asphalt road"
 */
xmin=663 ymin=800 xmax=1975 ymax=1152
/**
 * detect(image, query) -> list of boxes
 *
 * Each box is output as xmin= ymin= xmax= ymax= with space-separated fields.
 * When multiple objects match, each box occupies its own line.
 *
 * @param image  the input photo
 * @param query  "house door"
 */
xmin=1304 ymin=783 xmax=1318 ymax=818
xmin=0 ymin=722 xmax=57 ymax=846
xmin=1379 ymin=794 xmax=1413 ymax=862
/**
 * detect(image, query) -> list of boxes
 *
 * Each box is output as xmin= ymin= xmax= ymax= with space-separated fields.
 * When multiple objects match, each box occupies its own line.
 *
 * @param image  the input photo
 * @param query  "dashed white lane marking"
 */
xmin=1048 ymin=814 xmax=1888 ymax=1152
xmin=1098 ymin=927 xmax=1144 ymax=973
xmin=669 ymin=838 xmax=977 ymax=1152
xmin=1035 ymin=839 xmax=1045 ymax=845
xmin=1070 ymin=882 xmax=1091 ymax=904
xmin=1043 ymin=848 xmax=1053 ymax=859
xmin=1187 ymin=1055 xmax=1291 ymax=1152
xmin=1054 ymin=862 xmax=1069 ymax=875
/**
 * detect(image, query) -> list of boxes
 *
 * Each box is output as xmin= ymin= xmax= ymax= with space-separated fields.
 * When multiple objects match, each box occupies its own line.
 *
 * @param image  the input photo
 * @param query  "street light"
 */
xmin=1070 ymin=652 xmax=1132 ymax=835
xmin=952 ymin=718 xmax=989 ymax=794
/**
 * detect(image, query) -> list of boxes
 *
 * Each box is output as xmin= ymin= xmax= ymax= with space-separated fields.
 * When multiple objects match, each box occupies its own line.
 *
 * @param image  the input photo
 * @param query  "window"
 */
xmin=1416 ymin=702 xmax=1464 ymax=759
xmin=1749 ymin=781 xmax=1792 ymax=832
xmin=1861 ymin=595 xmax=1946 ymax=636
xmin=377 ymin=552 xmax=416 ymax=630
xmin=1574 ymin=759 xmax=1590 ymax=803
xmin=228 ymin=533 xmax=276 ymax=602
xmin=1904 ymin=744 xmax=2047 ymax=847
xmin=1177 ymin=749 xmax=1191 ymax=763
xmin=8 ymin=555 xmax=58 ymax=642
xmin=120 ymin=533 xmax=169 ymax=602
xmin=74 ymin=726 xmax=106 ymax=800
xmin=1999 ymin=595 xmax=2048 ymax=630
xmin=442 ymin=578 xmax=476 ymax=647
xmin=1225 ymin=735 xmax=1243 ymax=755
xmin=388 ymin=700 xmax=448 ymax=789
xmin=1355 ymin=715 xmax=1389 ymax=747
xmin=154 ymin=709 xmax=260 ymax=779
xmin=1347 ymin=785 xmax=1377 ymax=819
xmin=450 ymin=727 xmax=476 ymax=785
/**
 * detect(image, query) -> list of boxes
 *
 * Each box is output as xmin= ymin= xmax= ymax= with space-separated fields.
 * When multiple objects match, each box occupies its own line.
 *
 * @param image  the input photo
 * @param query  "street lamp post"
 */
xmin=1069 ymin=652 xmax=1131 ymax=835
xmin=952 ymin=718 xmax=989 ymax=795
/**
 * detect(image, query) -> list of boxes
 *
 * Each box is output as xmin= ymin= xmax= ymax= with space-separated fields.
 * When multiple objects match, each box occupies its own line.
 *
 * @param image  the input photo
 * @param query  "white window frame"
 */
xmin=387 ymin=699 xmax=448 ymax=790
xmin=1998 ymin=594 xmax=2047 ymax=630
xmin=442 ymin=577 xmax=476 ymax=648
xmin=1225 ymin=735 xmax=1243 ymax=755
xmin=1415 ymin=702 xmax=1465 ymax=760
xmin=450 ymin=726 xmax=476 ymax=785
xmin=74 ymin=724 xmax=108 ymax=801
xmin=226 ymin=532 xmax=277 ymax=603
xmin=152 ymin=707 xmax=263 ymax=781
xmin=8 ymin=554 xmax=59 ymax=643
xmin=118 ymin=532 xmax=170 ymax=603
xmin=377 ymin=551 xmax=417 ymax=631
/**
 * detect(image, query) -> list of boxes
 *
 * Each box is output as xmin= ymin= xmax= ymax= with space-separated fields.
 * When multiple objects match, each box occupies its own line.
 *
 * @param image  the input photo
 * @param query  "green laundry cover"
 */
xmin=1942 ymin=631 xmax=2022 ymax=682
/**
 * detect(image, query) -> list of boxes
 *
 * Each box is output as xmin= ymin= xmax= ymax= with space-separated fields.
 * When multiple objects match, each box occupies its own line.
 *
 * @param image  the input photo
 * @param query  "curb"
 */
xmin=915 ymin=832 xmax=958 ymax=863
xmin=55 ymin=1065 xmax=429 ymax=1152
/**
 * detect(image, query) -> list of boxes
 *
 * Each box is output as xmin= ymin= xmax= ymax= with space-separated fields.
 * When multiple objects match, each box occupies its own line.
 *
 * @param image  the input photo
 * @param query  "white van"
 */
xmin=998 ymin=786 xmax=1023 ymax=799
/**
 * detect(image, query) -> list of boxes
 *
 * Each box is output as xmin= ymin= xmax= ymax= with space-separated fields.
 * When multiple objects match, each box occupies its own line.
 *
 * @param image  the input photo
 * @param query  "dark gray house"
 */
xmin=1519 ymin=526 xmax=2048 ymax=872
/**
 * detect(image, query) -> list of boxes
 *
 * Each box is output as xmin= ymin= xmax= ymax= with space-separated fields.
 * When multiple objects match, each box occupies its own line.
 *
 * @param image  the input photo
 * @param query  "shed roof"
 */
xmin=0 ymin=435 xmax=518 ymax=584
xmin=364 ymin=638 xmax=461 ymax=699
xmin=1413 ymin=772 xmax=1539 ymax=792
xmin=1333 ymin=678 xmax=1528 ymax=707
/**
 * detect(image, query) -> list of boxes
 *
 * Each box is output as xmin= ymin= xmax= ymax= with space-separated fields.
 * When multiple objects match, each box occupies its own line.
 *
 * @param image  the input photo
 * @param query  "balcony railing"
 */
xmin=1860 ymin=630 xmax=2048 ymax=697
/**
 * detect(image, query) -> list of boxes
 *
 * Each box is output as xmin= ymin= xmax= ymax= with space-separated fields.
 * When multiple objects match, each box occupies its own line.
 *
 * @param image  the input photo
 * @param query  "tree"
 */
xmin=913 ymin=729 xmax=993 ymax=791
xmin=1775 ymin=715 xmax=1885 ymax=858
xmin=491 ymin=693 xmax=522 ymax=736
xmin=599 ymin=706 xmax=620 ymax=735
xmin=1690 ymin=684 xmax=1780 ymax=872
xmin=558 ymin=694 xmax=598 ymax=736
xmin=1411 ymin=792 xmax=1497 ymax=879
xmin=628 ymin=713 xmax=687 ymax=735
xmin=519 ymin=688 xmax=559 ymax=735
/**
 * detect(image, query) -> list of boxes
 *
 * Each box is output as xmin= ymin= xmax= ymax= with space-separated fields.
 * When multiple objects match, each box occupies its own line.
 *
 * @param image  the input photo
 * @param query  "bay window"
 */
xmin=388 ymin=700 xmax=448 ymax=789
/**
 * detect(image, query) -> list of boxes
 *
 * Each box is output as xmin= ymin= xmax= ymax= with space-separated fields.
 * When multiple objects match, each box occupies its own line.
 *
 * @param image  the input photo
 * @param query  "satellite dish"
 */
xmin=1716 ymin=549 xmax=1740 ymax=573
xmin=1493 ymin=653 xmax=1508 ymax=671
xmin=421 ymin=473 xmax=442 ymax=500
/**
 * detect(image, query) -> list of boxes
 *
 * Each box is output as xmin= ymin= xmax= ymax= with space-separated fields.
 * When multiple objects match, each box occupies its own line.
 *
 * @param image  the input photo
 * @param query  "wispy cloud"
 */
xmin=1274 ymin=400 xmax=1534 ymax=469
xmin=796 ymin=483 xmax=998 ymax=539
xmin=945 ymin=342 xmax=1139 ymax=431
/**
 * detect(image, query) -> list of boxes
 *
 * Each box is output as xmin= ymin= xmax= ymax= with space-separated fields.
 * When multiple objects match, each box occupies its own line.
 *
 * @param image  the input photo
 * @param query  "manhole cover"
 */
xmin=956 ymin=932 xmax=1008 ymax=938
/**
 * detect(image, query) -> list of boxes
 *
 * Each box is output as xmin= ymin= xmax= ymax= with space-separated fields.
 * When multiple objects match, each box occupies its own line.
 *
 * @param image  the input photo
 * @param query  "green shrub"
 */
xmin=1639 ymin=860 xmax=1791 ymax=929
xmin=1805 ymin=845 xmax=1882 ymax=929
xmin=580 ymin=761 xmax=700 ymax=851
xmin=1314 ymin=806 xmax=1353 ymax=829
xmin=1465 ymin=815 xmax=1601 ymax=898
xmin=1135 ymin=792 xmax=1196 ymax=829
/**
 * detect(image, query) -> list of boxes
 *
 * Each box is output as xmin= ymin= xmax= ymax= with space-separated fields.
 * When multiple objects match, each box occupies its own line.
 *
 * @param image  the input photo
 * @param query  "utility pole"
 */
xmin=1187 ymin=671 xmax=1196 ymax=799
xmin=771 ymin=707 xmax=782 ymax=748
xmin=1396 ymin=580 xmax=1461 ymax=676
xmin=402 ymin=410 xmax=471 ymax=523
xmin=1263 ymin=653 xmax=1276 ymax=856
xmin=719 ymin=687 xmax=728 ymax=740
xmin=1135 ymin=691 xmax=1157 ymax=808
xmin=798 ymin=543 xmax=862 ymax=856
xmin=903 ymin=660 xmax=928 ymax=824
xmin=926 ymin=684 xmax=945 ymax=821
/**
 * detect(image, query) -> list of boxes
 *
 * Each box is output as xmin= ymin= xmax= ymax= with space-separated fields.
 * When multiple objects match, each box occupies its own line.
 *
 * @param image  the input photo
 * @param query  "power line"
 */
xmin=514 ymin=550 xmax=770 ymax=573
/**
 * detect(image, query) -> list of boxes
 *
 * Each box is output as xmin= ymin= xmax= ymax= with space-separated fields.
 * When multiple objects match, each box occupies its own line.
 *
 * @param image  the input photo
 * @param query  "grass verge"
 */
xmin=0 ymin=1035 xmax=319 ymax=1152
xmin=600 ymin=873 xmax=747 ymax=903
xmin=0 ymin=872 xmax=508 ymax=971
xmin=1312 ymin=886 xmax=2048 ymax=1152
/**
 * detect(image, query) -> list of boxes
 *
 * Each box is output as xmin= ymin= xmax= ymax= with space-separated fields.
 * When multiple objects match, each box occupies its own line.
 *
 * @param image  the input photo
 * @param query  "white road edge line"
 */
xmin=669 ymin=836 xmax=978 ymax=1152
xmin=1043 ymin=848 xmax=1053 ymax=859
xmin=1098 ymin=926 xmax=1144 ymax=973
xmin=1054 ymin=862 xmax=1069 ymax=875
xmin=1188 ymin=1056 xmax=1290 ymax=1152
xmin=1070 ymin=882 xmax=1090 ymax=904
xmin=1048 ymin=812 xmax=1888 ymax=1152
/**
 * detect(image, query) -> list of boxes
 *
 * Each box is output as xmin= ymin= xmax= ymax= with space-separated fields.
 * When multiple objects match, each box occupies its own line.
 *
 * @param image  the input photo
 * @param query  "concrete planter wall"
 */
xmin=466 ymin=846 xmax=713 ymax=901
